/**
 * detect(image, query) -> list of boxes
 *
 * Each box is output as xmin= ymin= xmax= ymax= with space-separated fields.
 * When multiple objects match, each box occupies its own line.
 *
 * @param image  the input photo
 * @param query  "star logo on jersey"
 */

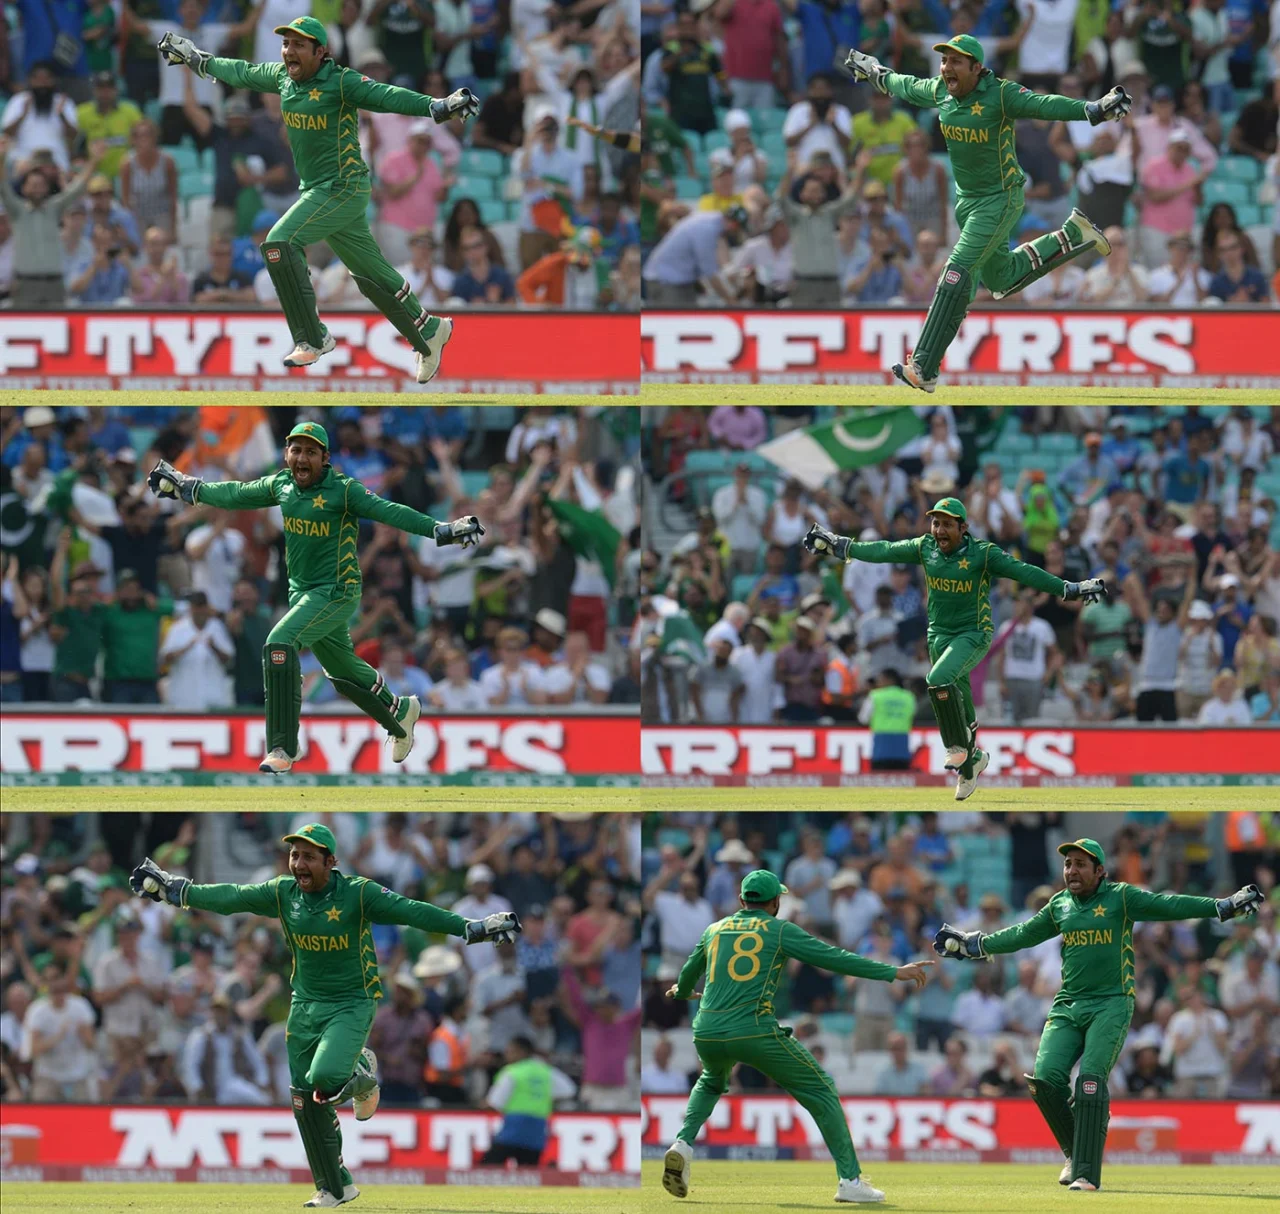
xmin=325 ymin=906 xmax=342 ymax=922
xmin=1093 ymin=905 xmax=1107 ymax=918
xmin=311 ymin=494 xmax=325 ymax=509
xmin=309 ymin=88 xmax=322 ymax=101
xmin=970 ymin=101 xmax=983 ymax=116
xmin=958 ymin=558 xmax=969 ymax=570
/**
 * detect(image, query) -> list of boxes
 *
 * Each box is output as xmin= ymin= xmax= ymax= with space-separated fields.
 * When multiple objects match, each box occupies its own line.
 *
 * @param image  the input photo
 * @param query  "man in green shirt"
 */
xmin=131 ymin=823 xmax=521 ymax=1209
xmin=843 ymin=37 xmax=1132 ymax=391
xmin=849 ymin=90 xmax=919 ymax=187
xmin=804 ymin=498 xmax=1107 ymax=800
xmin=933 ymin=838 xmax=1261 ymax=1191
xmin=49 ymin=548 xmax=106 ymax=703
xmin=148 ymin=421 xmax=483 ymax=774
xmin=662 ymin=869 xmax=934 ymax=1205
xmin=155 ymin=15 xmax=479 ymax=382
xmin=646 ymin=108 xmax=697 ymax=179
xmin=102 ymin=569 xmax=173 ymax=703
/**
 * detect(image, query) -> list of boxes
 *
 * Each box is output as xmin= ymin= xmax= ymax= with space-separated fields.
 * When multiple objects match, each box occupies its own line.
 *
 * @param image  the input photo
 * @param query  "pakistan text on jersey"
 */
xmin=940 ymin=124 xmax=991 ymax=143
xmin=293 ymin=933 xmax=350 ymax=951
xmin=284 ymin=112 xmax=329 ymax=131
xmin=284 ymin=517 xmax=332 ymax=537
xmin=1061 ymin=928 xmax=1114 ymax=947
xmin=926 ymin=575 xmax=974 ymax=593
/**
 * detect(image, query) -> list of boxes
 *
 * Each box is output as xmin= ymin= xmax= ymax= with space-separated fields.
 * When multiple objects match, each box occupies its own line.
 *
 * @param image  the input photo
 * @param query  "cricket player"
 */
xmin=147 ymin=420 xmax=483 ymax=773
xmin=803 ymin=498 xmax=1107 ymax=800
xmin=662 ymin=870 xmax=934 ymax=1204
xmin=934 ymin=838 xmax=1262 ymax=1191
xmin=156 ymin=16 xmax=479 ymax=382
xmin=131 ymin=822 xmax=521 ymax=1208
xmin=843 ymin=37 xmax=1132 ymax=391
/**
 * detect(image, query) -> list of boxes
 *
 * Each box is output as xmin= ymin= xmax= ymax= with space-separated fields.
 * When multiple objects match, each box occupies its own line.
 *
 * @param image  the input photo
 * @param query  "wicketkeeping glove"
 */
xmin=464 ymin=911 xmax=522 ymax=945
xmin=434 ymin=515 xmax=485 ymax=548
xmin=843 ymin=49 xmax=890 ymax=93
xmin=147 ymin=458 xmax=203 ymax=505
xmin=1063 ymin=577 xmax=1108 ymax=604
xmin=430 ymin=88 xmax=480 ymax=123
xmin=1085 ymin=85 xmax=1131 ymax=126
xmin=130 ymin=857 xmax=191 ymax=908
xmin=157 ymin=31 xmax=211 ymax=77
xmin=802 ymin=522 xmax=851 ymax=561
xmin=1216 ymin=884 xmax=1263 ymax=921
xmin=933 ymin=922 xmax=989 ymax=961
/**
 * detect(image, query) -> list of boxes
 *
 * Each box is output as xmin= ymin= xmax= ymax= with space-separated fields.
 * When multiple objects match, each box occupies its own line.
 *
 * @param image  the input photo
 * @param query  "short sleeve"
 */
xmin=782 ymin=105 xmax=808 ymax=138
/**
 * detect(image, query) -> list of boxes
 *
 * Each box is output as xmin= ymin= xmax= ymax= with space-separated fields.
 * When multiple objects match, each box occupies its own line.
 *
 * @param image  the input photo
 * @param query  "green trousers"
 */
xmin=267 ymin=180 xmax=439 ymax=355
xmin=1033 ymin=997 xmax=1133 ymax=1090
xmin=926 ymin=628 xmax=989 ymax=774
xmin=679 ymin=1028 xmax=861 ymax=1180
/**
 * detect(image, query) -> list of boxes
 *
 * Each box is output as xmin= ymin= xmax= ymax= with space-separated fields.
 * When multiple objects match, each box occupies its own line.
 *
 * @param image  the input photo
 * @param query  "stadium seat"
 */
xmin=675 ymin=175 xmax=704 ymax=199
xmin=1202 ymin=179 xmax=1251 ymax=206
xmin=1218 ymin=156 xmax=1263 ymax=183
xmin=454 ymin=174 xmax=495 ymax=199
xmin=702 ymin=131 xmax=729 ymax=153
xmin=170 ymin=142 xmax=203 ymax=175
xmin=731 ymin=573 xmax=758 ymax=603
xmin=680 ymin=129 xmax=703 ymax=152
xmin=459 ymin=148 xmax=505 ymax=177
xmin=759 ymin=131 xmax=787 ymax=160
xmin=477 ymin=198 xmax=506 ymax=225
xmin=1233 ymin=203 xmax=1262 ymax=226
xmin=1036 ymin=433 xmax=1079 ymax=454
xmin=459 ymin=470 xmax=490 ymax=497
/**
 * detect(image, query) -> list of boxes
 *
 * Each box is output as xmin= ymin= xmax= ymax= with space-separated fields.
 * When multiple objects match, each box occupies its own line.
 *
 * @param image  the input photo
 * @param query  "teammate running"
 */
xmin=663 ymin=869 xmax=934 ymax=1205
xmin=803 ymin=497 xmax=1107 ymax=799
xmin=843 ymin=37 xmax=1132 ymax=391
xmin=148 ymin=421 xmax=483 ymax=773
xmin=131 ymin=822 xmax=521 ymax=1208
xmin=156 ymin=15 xmax=478 ymax=382
xmin=934 ymin=838 xmax=1262 ymax=1191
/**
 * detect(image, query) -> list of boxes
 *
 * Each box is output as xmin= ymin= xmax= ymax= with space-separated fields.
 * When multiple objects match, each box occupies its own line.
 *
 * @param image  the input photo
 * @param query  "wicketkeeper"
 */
xmin=844 ymin=36 xmax=1132 ymax=391
xmin=933 ymin=838 xmax=1262 ymax=1191
xmin=148 ymin=421 xmax=483 ymax=773
xmin=131 ymin=822 xmax=521 ymax=1208
xmin=157 ymin=16 xmax=479 ymax=382
xmin=804 ymin=497 xmax=1107 ymax=800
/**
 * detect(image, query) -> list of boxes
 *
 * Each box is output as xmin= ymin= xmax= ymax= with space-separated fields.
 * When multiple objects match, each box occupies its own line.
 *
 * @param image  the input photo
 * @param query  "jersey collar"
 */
xmin=300 ymin=867 xmax=342 ymax=904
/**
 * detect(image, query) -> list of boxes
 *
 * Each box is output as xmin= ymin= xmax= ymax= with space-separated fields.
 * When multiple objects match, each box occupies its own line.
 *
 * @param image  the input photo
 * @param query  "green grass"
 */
xmin=0 ymin=391 xmax=634 ymax=407
xmin=0 ymin=1182 xmax=642 ymax=1214
xmin=638 ymin=386 xmax=1277 ymax=405
xmin=641 ymin=1160 xmax=1280 ymax=1212
xmin=0 ymin=786 xmax=645 ymax=813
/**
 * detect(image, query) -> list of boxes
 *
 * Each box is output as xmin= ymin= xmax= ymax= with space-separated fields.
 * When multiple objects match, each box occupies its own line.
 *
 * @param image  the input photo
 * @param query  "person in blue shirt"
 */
xmin=749 ymin=543 xmax=801 ymax=611
xmin=232 ymin=210 xmax=278 ymax=281
xmin=794 ymin=0 xmax=861 ymax=94
xmin=1058 ymin=431 xmax=1120 ymax=506
xmin=1208 ymin=229 xmax=1271 ymax=302
xmin=70 ymin=224 xmax=131 ymax=302
xmin=89 ymin=409 xmax=132 ymax=455
xmin=1214 ymin=575 xmax=1253 ymax=666
xmin=17 ymin=0 xmax=89 ymax=78
xmin=1162 ymin=429 xmax=1212 ymax=508
xmin=451 ymin=227 xmax=516 ymax=303
xmin=1100 ymin=417 xmax=1141 ymax=476
xmin=592 ymin=192 xmax=640 ymax=268
xmin=1250 ymin=669 xmax=1280 ymax=721
xmin=912 ymin=810 xmax=954 ymax=871
xmin=1223 ymin=0 xmax=1268 ymax=88
xmin=379 ymin=642 xmax=433 ymax=700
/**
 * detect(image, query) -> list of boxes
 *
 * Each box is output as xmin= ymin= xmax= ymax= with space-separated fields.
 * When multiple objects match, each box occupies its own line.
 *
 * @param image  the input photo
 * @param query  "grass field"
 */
xmin=641 ymin=1160 xmax=1280 ymax=1212
xmin=0 ymin=1183 xmax=642 ymax=1214
xmin=0 ymin=786 xmax=645 ymax=813
xmin=0 ymin=391 xmax=635 ymax=407
xmin=638 ymin=385 xmax=1277 ymax=406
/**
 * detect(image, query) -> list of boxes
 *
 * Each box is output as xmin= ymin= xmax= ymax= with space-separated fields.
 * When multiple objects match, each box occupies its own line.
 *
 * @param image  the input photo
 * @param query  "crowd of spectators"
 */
xmin=640 ymin=0 xmax=1280 ymax=306
xmin=0 ymin=810 xmax=642 ymax=1113
xmin=641 ymin=810 xmax=1280 ymax=1099
xmin=0 ymin=403 xmax=640 ymax=709
xmin=640 ymin=403 xmax=1280 ymax=727
xmin=0 ymin=2 xmax=641 ymax=311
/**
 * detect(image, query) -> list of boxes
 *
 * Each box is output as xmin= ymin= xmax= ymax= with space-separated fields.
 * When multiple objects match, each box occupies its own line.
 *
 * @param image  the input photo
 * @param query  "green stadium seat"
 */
xmin=1037 ymin=433 xmax=1080 ymax=453
xmin=675 ymin=175 xmax=704 ymax=199
xmin=171 ymin=142 xmax=203 ymax=174
xmin=453 ymin=174 xmax=495 ymax=199
xmin=731 ymin=573 xmax=758 ymax=603
xmin=681 ymin=129 xmax=703 ymax=152
xmin=477 ymin=198 xmax=506 ymax=225
xmin=459 ymin=148 xmax=505 ymax=177
xmin=685 ymin=450 xmax=734 ymax=474
xmin=1001 ymin=433 xmax=1036 ymax=453
xmin=1202 ymin=179 xmax=1251 ymax=206
xmin=1219 ymin=156 xmax=1263 ymax=183
xmin=702 ymin=131 xmax=729 ymax=153
xmin=747 ymin=106 xmax=787 ymax=132
xmin=1233 ymin=203 xmax=1262 ymax=226
xmin=759 ymin=131 xmax=787 ymax=159
xmin=459 ymin=470 xmax=489 ymax=497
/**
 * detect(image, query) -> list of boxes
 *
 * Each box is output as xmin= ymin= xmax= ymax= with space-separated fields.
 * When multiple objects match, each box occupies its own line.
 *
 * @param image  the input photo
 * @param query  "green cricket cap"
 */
xmin=1058 ymin=838 xmax=1106 ymax=867
xmin=274 ymin=15 xmax=328 ymax=46
xmin=933 ymin=34 xmax=984 ymax=66
xmin=740 ymin=869 xmax=787 ymax=903
xmin=926 ymin=497 xmax=968 ymax=523
xmin=282 ymin=823 xmax=337 ymax=855
xmin=286 ymin=421 xmax=329 ymax=450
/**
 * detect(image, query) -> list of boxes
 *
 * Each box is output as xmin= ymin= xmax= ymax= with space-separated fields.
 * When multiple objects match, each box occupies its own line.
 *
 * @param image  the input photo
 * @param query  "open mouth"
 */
xmin=296 ymin=871 xmax=312 ymax=886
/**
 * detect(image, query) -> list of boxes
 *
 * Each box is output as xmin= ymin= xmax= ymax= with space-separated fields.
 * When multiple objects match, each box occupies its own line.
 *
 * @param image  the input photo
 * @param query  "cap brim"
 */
xmin=933 ymin=42 xmax=978 ymax=59
xmin=281 ymin=833 xmax=331 ymax=851
xmin=274 ymin=24 xmax=321 ymax=40
xmin=925 ymin=507 xmax=965 ymax=520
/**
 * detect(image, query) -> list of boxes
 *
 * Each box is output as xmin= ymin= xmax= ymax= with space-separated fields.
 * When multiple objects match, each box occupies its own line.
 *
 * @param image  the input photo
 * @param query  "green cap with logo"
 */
xmin=932 ymin=33 xmax=985 ymax=66
xmin=286 ymin=421 xmax=330 ymax=450
xmin=282 ymin=823 xmax=337 ymax=855
xmin=740 ymin=869 xmax=788 ymax=903
xmin=1057 ymin=838 xmax=1106 ymax=867
xmin=274 ymin=15 xmax=328 ymax=46
xmin=926 ymin=496 xmax=967 ymax=523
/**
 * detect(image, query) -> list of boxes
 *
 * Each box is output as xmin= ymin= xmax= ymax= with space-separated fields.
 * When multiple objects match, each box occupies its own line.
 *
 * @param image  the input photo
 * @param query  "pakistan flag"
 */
xmin=757 ymin=408 xmax=925 ymax=490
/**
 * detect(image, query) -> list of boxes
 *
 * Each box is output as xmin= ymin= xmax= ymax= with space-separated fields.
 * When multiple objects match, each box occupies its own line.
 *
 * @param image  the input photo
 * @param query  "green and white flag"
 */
xmin=757 ymin=408 xmax=925 ymax=490
xmin=656 ymin=607 xmax=705 ymax=668
xmin=547 ymin=499 xmax=622 ymax=590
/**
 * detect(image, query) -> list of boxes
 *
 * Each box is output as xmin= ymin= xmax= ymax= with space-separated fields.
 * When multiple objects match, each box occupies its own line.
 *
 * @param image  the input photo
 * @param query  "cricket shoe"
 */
xmin=891 ymin=355 xmax=937 ymax=393
xmin=1067 ymin=1179 xmax=1099 ymax=1192
xmin=835 ymin=1176 xmax=885 ymax=1203
xmin=1060 ymin=1160 xmax=1073 ymax=1185
xmin=1064 ymin=207 xmax=1110 ymax=256
xmin=353 ymin=1047 xmax=380 ymax=1121
xmin=662 ymin=1139 xmax=692 ymax=1198
xmin=414 ymin=316 xmax=453 ymax=383
xmin=390 ymin=695 xmax=421 ymax=763
xmin=955 ymin=748 xmax=990 ymax=801
xmin=259 ymin=747 xmax=297 ymax=775
xmin=283 ymin=333 xmax=337 ymax=367
xmin=302 ymin=1185 xmax=359 ymax=1208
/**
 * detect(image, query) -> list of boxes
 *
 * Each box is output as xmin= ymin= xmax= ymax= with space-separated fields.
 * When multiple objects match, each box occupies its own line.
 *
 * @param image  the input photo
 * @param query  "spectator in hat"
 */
xmin=726 ymin=203 xmax=792 ymax=303
xmin=704 ymin=840 xmax=755 ymax=918
xmin=180 ymin=990 xmax=271 ymax=1105
xmin=776 ymin=615 xmax=827 ymax=722
xmin=1147 ymin=230 xmax=1210 ymax=305
xmin=1135 ymin=84 xmax=1219 ymax=177
xmin=395 ymin=227 xmax=454 ymax=310
xmin=1212 ymin=573 xmax=1254 ymax=666
xmin=76 ymin=74 xmax=143 ymax=182
xmin=377 ymin=118 xmax=454 ymax=267
xmin=24 ymin=963 xmax=98 ymax=1102
xmin=641 ymin=206 xmax=749 ymax=305
xmin=0 ymin=61 xmax=80 ymax=173
xmin=527 ymin=609 xmax=567 ymax=668
xmin=722 ymin=109 xmax=769 ymax=192
xmin=1174 ymin=598 xmax=1222 ymax=717
xmin=518 ymin=105 xmax=582 ymax=270
xmin=829 ymin=868 xmax=883 ymax=952
xmin=455 ymin=865 xmax=515 ymax=975
xmin=731 ymin=616 xmax=779 ymax=724
xmin=698 ymin=150 xmax=745 ymax=215
xmin=159 ymin=592 xmax=234 ymax=712
xmin=1059 ymin=431 xmax=1120 ymax=507
xmin=1136 ymin=127 xmax=1209 ymax=270
xmin=49 ymin=538 xmax=105 ymax=703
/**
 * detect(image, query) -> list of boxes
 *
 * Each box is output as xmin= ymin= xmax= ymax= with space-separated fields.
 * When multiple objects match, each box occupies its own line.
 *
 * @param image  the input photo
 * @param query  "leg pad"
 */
xmin=1026 ymin=1073 xmax=1075 ymax=1158
xmin=1071 ymin=1072 xmax=1108 ymax=1188
xmin=927 ymin=681 xmax=971 ymax=752
xmin=292 ymin=1086 xmax=347 ymax=1195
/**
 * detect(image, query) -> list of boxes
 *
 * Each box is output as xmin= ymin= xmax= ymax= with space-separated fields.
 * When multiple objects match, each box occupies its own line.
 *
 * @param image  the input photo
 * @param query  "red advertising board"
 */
xmin=0 ymin=311 xmax=638 ymax=393
xmin=640 ymin=726 xmax=1279 ymax=783
xmin=0 ymin=713 xmax=638 ymax=775
xmin=0 ymin=1105 xmax=639 ymax=1182
xmin=641 ymin=1095 xmax=1280 ymax=1165
xmin=640 ymin=310 xmax=1280 ymax=389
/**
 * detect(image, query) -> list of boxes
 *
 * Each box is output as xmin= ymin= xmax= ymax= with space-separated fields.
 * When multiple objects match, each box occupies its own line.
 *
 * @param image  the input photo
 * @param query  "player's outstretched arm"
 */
xmin=938 ymin=902 xmax=1060 ymax=959
xmin=346 ymin=479 xmax=484 ymax=547
xmin=158 ymin=33 xmax=284 ymax=94
xmin=667 ymin=933 xmax=709 ymax=1000
xmin=149 ymin=460 xmax=281 ymax=510
xmin=1123 ymin=882 xmax=1263 ymax=923
xmin=360 ymin=879 xmax=469 ymax=934
xmin=780 ymin=919 xmax=901 ymax=981
xmin=998 ymin=79 xmax=1093 ymax=123
xmin=804 ymin=526 xmax=925 ymax=567
xmin=337 ymin=67 xmax=478 ymax=123
xmin=845 ymin=49 xmax=947 ymax=110
xmin=130 ymin=858 xmax=282 ymax=917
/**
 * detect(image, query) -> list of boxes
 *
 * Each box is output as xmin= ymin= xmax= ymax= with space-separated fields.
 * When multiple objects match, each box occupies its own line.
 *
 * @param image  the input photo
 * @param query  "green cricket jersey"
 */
xmin=982 ymin=881 xmax=1219 ymax=1003
xmin=843 ymin=533 xmax=1066 ymax=636
xmin=674 ymin=910 xmax=898 ymax=1039
xmin=882 ymin=71 xmax=1089 ymax=197
xmin=204 ymin=57 xmax=439 ymax=191
xmin=182 ymin=868 xmax=466 ymax=1002
xmin=194 ymin=467 xmax=440 ymax=598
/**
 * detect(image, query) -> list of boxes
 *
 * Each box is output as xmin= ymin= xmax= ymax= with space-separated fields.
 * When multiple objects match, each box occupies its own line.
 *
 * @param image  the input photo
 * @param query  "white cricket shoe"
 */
xmin=1067 ymin=1179 xmax=1099 ymax=1192
xmin=259 ymin=747 xmax=297 ymax=775
xmin=835 ymin=1176 xmax=885 ymax=1203
xmin=943 ymin=745 xmax=969 ymax=771
xmin=1066 ymin=207 xmax=1110 ymax=256
xmin=1059 ymin=1160 xmax=1073 ymax=1185
xmin=353 ymin=1047 xmax=380 ymax=1121
xmin=891 ymin=356 xmax=937 ymax=393
xmin=303 ymin=1185 xmax=359 ymax=1208
xmin=661 ymin=1139 xmax=692 ymax=1198
xmin=390 ymin=696 xmax=420 ymax=763
xmin=283 ymin=333 xmax=337 ymax=367
xmin=955 ymin=748 xmax=990 ymax=801
xmin=415 ymin=316 xmax=453 ymax=383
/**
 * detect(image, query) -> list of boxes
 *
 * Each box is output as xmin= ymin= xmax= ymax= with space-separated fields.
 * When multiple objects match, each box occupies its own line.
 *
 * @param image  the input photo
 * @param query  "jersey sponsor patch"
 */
xmin=944 ymin=269 xmax=961 ymax=285
xmin=381 ymin=886 xmax=391 ymax=893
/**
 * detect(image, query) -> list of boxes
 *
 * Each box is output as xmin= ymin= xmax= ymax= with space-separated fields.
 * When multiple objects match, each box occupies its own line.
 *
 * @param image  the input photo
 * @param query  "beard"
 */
xmin=31 ymin=86 xmax=55 ymax=113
